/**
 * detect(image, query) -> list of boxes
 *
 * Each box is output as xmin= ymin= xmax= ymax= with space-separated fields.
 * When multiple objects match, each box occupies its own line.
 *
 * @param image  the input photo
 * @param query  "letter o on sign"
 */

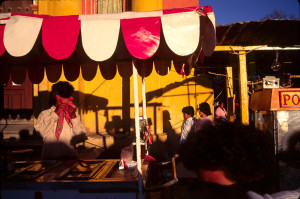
xmin=292 ymin=94 xmax=300 ymax=105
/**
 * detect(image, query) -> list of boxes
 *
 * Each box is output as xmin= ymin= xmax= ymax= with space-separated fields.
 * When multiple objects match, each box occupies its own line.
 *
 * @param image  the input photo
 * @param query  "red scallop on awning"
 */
xmin=0 ymin=25 xmax=5 ymax=56
xmin=42 ymin=15 xmax=81 ymax=60
xmin=121 ymin=16 xmax=161 ymax=59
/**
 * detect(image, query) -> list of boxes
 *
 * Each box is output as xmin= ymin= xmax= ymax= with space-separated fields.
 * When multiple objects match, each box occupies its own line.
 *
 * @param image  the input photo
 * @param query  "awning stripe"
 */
xmin=4 ymin=15 xmax=43 ymax=57
xmin=42 ymin=15 xmax=81 ymax=60
xmin=121 ymin=16 xmax=161 ymax=59
xmin=202 ymin=11 xmax=216 ymax=56
xmin=81 ymin=19 xmax=120 ymax=61
xmin=161 ymin=11 xmax=200 ymax=56
xmin=0 ymin=25 xmax=5 ymax=56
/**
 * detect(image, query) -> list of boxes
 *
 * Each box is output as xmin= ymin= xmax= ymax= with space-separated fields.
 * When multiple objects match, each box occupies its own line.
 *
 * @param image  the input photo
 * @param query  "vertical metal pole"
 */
xmin=238 ymin=51 xmax=249 ymax=125
xmin=142 ymin=64 xmax=147 ymax=119
xmin=141 ymin=63 xmax=148 ymax=155
xmin=132 ymin=62 xmax=143 ymax=199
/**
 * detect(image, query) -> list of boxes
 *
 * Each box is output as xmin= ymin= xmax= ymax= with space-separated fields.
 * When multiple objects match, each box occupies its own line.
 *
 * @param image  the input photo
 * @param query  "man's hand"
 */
xmin=55 ymin=102 xmax=67 ymax=116
xmin=55 ymin=95 xmax=76 ymax=119
xmin=68 ymin=104 xmax=76 ymax=119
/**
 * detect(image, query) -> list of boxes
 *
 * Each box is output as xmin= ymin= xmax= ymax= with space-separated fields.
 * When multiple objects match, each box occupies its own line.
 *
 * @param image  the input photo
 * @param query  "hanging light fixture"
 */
xmin=270 ymin=51 xmax=281 ymax=72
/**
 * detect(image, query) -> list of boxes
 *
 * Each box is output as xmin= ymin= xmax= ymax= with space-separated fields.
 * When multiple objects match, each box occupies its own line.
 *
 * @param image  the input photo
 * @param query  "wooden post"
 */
xmin=33 ymin=83 xmax=39 ymax=124
xmin=132 ymin=62 xmax=143 ymax=199
xmin=226 ymin=66 xmax=234 ymax=122
xmin=238 ymin=51 xmax=249 ymax=125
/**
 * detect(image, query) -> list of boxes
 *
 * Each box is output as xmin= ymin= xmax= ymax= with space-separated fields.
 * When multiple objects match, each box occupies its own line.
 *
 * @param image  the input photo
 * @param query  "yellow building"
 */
xmin=34 ymin=0 xmax=214 ymax=144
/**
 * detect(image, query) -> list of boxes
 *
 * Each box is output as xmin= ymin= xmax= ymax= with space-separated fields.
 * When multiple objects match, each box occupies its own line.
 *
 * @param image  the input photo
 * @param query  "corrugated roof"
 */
xmin=216 ymin=19 xmax=300 ymax=47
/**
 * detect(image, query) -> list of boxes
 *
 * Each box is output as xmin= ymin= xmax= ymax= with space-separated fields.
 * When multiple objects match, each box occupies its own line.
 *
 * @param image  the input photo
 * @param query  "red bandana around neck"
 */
xmin=55 ymin=95 xmax=74 ymax=140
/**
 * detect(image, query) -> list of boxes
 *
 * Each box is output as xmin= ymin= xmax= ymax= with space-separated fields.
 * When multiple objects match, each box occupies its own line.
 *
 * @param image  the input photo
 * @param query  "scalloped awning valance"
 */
xmin=0 ymin=6 xmax=215 ymax=84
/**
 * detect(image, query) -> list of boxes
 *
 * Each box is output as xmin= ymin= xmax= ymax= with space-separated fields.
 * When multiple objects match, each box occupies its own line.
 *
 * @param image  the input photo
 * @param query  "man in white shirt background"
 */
xmin=179 ymin=106 xmax=195 ymax=145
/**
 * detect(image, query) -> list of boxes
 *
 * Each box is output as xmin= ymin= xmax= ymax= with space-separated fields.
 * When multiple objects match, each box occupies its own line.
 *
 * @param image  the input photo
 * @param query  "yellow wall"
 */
xmin=131 ymin=0 xmax=162 ymax=12
xmin=38 ymin=0 xmax=82 ymax=16
xmin=37 ymin=65 xmax=213 ymax=136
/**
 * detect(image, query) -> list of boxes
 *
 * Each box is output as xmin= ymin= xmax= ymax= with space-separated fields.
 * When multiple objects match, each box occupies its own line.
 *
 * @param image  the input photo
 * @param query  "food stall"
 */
xmin=0 ymin=5 xmax=216 ymax=198
xmin=250 ymin=88 xmax=300 ymax=189
xmin=2 ymin=159 xmax=139 ymax=198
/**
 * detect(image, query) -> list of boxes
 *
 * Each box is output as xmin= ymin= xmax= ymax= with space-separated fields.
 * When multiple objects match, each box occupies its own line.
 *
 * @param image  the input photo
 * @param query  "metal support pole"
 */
xmin=142 ymin=63 xmax=147 ymax=120
xmin=132 ymin=62 xmax=143 ymax=199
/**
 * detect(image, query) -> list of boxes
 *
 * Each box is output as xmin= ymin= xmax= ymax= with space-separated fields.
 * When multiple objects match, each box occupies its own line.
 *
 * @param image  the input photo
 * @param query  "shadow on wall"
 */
xmin=104 ymin=116 xmax=152 ymax=135
xmin=146 ymin=76 xmax=212 ymax=102
xmin=33 ymin=91 xmax=109 ymax=119
xmin=33 ymin=74 xmax=211 ymax=138
xmin=163 ymin=110 xmax=178 ymax=159
xmin=0 ymin=110 xmax=33 ymax=120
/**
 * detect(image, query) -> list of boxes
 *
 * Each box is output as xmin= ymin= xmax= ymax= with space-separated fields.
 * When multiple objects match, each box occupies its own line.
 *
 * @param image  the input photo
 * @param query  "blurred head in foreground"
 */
xmin=179 ymin=123 xmax=276 ymax=190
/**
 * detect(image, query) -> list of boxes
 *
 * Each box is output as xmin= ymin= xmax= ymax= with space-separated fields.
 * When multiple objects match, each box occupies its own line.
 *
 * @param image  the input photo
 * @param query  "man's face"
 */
xmin=199 ymin=110 xmax=206 ymax=118
xmin=183 ymin=113 xmax=190 ymax=120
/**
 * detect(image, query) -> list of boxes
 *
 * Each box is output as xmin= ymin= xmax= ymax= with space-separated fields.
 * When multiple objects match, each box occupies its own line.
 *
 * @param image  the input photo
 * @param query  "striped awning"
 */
xmin=0 ymin=6 xmax=216 ymax=84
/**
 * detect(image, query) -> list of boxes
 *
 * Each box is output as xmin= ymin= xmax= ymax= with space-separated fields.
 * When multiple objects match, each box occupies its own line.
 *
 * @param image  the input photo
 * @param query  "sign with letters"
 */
xmin=279 ymin=90 xmax=300 ymax=108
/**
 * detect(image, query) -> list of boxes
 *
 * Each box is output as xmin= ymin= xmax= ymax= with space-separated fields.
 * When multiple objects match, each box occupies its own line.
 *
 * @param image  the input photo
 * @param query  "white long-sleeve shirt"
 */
xmin=195 ymin=116 xmax=213 ymax=132
xmin=247 ymin=188 xmax=300 ymax=199
xmin=35 ymin=106 xmax=86 ymax=160
xmin=215 ymin=107 xmax=227 ymax=120
xmin=179 ymin=117 xmax=195 ymax=144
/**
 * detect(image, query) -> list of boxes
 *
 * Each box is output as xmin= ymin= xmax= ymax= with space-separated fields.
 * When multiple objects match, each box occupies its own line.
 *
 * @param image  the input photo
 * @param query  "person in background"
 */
xmin=35 ymin=81 xmax=86 ymax=160
xmin=179 ymin=123 xmax=300 ymax=199
xmin=215 ymin=100 xmax=228 ymax=125
xmin=195 ymin=102 xmax=213 ymax=132
xmin=179 ymin=106 xmax=195 ymax=145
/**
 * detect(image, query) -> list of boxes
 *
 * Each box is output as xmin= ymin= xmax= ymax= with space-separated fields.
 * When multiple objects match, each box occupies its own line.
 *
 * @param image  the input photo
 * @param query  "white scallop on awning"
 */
xmin=81 ymin=19 xmax=120 ymax=61
xmin=0 ymin=6 xmax=216 ymax=84
xmin=4 ymin=15 xmax=43 ymax=57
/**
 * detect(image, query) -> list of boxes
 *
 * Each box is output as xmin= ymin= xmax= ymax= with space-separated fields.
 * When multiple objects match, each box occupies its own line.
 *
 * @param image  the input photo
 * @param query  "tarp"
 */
xmin=0 ymin=6 xmax=215 ymax=84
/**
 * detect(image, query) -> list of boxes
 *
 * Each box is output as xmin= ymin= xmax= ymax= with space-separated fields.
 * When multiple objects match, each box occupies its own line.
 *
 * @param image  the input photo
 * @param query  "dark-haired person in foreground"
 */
xmin=35 ymin=81 xmax=86 ymax=160
xmin=179 ymin=123 xmax=300 ymax=199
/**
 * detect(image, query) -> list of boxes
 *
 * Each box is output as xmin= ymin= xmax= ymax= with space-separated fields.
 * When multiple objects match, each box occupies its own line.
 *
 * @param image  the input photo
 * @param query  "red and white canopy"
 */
xmin=0 ymin=6 xmax=215 ymax=84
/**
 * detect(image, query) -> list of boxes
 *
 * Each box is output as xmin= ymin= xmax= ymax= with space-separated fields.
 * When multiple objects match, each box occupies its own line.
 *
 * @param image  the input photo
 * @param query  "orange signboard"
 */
xmin=279 ymin=90 xmax=300 ymax=108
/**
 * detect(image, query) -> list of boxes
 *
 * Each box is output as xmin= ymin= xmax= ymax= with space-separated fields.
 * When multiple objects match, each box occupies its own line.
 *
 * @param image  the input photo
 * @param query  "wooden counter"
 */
xmin=1 ymin=159 xmax=142 ymax=199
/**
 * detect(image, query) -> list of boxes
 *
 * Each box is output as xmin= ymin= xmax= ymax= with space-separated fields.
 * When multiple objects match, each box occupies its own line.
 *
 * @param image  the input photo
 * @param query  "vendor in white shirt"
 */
xmin=35 ymin=81 xmax=86 ymax=160
xmin=179 ymin=106 xmax=195 ymax=145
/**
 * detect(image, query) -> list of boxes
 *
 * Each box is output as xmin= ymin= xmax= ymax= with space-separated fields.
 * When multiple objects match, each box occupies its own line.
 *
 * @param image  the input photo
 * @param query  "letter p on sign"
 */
xmin=279 ymin=90 xmax=300 ymax=108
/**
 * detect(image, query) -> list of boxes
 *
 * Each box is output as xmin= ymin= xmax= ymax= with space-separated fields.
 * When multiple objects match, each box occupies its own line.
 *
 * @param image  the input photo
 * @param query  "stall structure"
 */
xmin=0 ymin=5 xmax=216 ymax=198
xmin=250 ymin=88 xmax=300 ymax=189
xmin=250 ymin=88 xmax=300 ymax=154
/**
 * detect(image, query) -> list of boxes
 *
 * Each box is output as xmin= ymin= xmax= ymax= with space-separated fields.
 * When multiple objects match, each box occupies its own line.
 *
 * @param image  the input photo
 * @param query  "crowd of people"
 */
xmin=177 ymin=102 xmax=300 ymax=199
xmin=27 ymin=82 xmax=300 ymax=198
